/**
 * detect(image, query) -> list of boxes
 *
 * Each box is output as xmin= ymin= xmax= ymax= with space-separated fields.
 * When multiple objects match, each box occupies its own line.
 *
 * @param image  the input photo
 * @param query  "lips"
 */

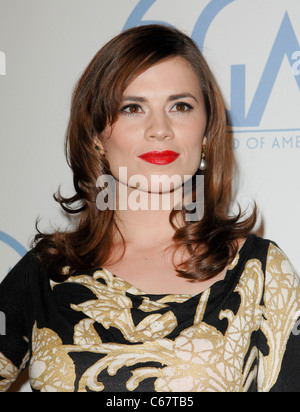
xmin=138 ymin=150 xmax=180 ymax=165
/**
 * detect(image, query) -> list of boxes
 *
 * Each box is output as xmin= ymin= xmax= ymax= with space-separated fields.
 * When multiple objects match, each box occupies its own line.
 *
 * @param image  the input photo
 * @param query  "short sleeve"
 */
xmin=257 ymin=243 xmax=300 ymax=392
xmin=0 ymin=253 xmax=36 ymax=392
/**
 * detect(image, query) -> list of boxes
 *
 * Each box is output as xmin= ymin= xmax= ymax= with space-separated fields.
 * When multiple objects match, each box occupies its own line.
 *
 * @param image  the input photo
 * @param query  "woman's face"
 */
xmin=98 ymin=56 xmax=207 ymax=194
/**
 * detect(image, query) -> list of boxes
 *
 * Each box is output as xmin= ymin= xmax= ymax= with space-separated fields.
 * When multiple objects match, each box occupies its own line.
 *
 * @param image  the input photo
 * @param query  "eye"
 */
xmin=171 ymin=102 xmax=194 ymax=113
xmin=120 ymin=104 xmax=143 ymax=116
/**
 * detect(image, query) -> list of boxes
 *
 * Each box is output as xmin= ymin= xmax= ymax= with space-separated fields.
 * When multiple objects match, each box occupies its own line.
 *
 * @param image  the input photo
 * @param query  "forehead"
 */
xmin=123 ymin=57 xmax=202 ymax=97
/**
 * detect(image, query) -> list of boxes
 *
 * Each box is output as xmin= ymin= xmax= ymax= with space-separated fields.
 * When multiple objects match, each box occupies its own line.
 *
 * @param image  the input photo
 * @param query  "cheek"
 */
xmin=180 ymin=133 xmax=206 ymax=176
xmin=101 ymin=126 xmax=138 ymax=184
xmin=101 ymin=126 xmax=126 ymax=159
xmin=181 ymin=123 xmax=205 ymax=157
xmin=102 ymin=120 xmax=138 ymax=153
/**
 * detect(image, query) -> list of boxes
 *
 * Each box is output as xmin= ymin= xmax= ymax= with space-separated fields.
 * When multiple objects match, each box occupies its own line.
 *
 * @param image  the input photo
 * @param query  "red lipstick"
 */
xmin=138 ymin=150 xmax=180 ymax=165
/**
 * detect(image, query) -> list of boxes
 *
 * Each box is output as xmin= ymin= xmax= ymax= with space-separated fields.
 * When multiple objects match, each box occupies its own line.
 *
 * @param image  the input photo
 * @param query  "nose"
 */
xmin=144 ymin=111 xmax=174 ymax=141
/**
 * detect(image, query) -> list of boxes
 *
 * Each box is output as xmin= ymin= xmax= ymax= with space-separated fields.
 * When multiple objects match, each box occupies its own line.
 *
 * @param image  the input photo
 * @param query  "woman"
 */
xmin=0 ymin=25 xmax=299 ymax=392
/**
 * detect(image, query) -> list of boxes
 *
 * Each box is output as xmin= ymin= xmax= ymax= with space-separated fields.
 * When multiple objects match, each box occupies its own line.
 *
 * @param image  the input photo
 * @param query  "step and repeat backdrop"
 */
xmin=0 ymin=0 xmax=300 ymax=391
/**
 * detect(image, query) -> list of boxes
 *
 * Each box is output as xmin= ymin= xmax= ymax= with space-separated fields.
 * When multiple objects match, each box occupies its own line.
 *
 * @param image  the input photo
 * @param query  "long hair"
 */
xmin=32 ymin=25 xmax=256 ymax=282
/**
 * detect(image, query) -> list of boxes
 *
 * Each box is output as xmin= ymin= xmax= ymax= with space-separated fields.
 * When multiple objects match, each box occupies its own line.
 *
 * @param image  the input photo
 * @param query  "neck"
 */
xmin=113 ymin=180 xmax=184 ymax=248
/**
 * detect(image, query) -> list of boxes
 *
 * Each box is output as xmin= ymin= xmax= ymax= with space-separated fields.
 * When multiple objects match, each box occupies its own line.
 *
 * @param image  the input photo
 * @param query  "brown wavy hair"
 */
xmin=32 ymin=24 xmax=257 ymax=282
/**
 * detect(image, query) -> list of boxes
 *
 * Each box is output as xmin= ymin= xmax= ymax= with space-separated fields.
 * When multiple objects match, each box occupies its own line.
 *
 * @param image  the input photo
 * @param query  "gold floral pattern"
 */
xmin=27 ymin=244 xmax=300 ymax=392
xmin=0 ymin=348 xmax=29 ymax=392
xmin=64 ymin=269 xmax=180 ymax=343
xmin=0 ymin=352 xmax=20 ymax=392
xmin=1 ymin=239 xmax=300 ymax=392
xmin=258 ymin=244 xmax=300 ymax=391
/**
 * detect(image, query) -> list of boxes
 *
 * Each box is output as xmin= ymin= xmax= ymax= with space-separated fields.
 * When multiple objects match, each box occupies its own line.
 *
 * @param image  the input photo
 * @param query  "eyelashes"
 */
xmin=172 ymin=102 xmax=194 ymax=113
xmin=119 ymin=102 xmax=194 ymax=116
xmin=120 ymin=104 xmax=143 ymax=115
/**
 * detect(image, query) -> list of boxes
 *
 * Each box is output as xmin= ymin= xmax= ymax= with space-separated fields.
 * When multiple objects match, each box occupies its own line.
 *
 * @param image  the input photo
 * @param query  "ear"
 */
xmin=202 ymin=136 xmax=208 ymax=146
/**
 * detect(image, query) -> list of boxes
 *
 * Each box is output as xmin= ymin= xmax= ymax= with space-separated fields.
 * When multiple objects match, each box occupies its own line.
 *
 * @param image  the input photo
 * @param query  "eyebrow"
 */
xmin=122 ymin=93 xmax=199 ymax=103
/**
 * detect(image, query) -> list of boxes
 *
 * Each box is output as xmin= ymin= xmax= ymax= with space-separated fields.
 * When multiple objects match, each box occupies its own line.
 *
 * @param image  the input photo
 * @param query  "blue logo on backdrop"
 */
xmin=0 ymin=231 xmax=27 ymax=274
xmin=124 ymin=0 xmax=300 ymax=147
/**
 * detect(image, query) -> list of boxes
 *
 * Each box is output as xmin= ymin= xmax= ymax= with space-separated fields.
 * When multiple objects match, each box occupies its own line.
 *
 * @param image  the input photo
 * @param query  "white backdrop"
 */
xmin=1 ymin=0 xmax=299 ymax=392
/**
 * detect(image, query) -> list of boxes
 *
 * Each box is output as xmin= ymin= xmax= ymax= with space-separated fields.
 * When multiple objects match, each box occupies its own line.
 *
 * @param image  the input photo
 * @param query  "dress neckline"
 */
xmin=100 ymin=234 xmax=255 ymax=299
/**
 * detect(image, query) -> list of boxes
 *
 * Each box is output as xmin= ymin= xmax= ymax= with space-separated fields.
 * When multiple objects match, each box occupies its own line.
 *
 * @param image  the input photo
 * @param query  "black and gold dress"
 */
xmin=0 ymin=235 xmax=300 ymax=392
